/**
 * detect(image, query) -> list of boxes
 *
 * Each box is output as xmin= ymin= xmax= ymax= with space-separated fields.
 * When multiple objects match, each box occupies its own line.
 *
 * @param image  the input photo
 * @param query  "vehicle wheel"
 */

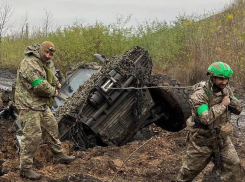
xmin=148 ymin=74 xmax=191 ymax=132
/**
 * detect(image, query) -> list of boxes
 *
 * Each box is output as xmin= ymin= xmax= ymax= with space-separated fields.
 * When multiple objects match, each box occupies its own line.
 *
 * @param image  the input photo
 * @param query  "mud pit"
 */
xmin=0 ymin=69 xmax=245 ymax=182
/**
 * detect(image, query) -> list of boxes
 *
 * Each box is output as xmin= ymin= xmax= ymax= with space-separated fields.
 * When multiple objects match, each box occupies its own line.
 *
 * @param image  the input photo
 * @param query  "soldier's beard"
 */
xmin=213 ymin=83 xmax=227 ymax=92
xmin=211 ymin=77 xmax=228 ymax=92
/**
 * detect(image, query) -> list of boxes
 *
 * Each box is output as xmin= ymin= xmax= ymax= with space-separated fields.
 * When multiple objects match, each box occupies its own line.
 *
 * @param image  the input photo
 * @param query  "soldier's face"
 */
xmin=213 ymin=77 xmax=228 ymax=89
xmin=44 ymin=50 xmax=53 ymax=60
xmin=40 ymin=48 xmax=53 ymax=62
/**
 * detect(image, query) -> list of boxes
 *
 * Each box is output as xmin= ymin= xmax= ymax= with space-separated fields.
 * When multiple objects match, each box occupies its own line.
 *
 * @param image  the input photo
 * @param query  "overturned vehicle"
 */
xmin=54 ymin=46 xmax=191 ymax=150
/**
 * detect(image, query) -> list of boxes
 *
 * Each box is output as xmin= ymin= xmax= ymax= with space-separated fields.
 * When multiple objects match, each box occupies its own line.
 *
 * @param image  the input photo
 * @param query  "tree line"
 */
xmin=1 ymin=0 xmax=245 ymax=89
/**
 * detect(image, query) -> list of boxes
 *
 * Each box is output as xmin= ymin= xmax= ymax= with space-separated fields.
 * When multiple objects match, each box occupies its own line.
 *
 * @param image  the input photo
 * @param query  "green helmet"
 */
xmin=207 ymin=62 xmax=233 ymax=78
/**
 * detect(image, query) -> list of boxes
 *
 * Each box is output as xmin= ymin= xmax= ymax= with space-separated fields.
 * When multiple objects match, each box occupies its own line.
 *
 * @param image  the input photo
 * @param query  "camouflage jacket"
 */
xmin=15 ymin=44 xmax=59 ymax=111
xmin=189 ymin=81 xmax=242 ymax=129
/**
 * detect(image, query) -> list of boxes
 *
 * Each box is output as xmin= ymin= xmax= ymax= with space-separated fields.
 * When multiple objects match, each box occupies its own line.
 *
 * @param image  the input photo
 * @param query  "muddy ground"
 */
xmin=0 ymin=69 xmax=245 ymax=182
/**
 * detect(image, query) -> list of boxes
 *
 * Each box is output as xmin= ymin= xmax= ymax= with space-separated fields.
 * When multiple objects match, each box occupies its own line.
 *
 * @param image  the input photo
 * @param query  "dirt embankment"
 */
xmin=0 ymin=118 xmax=245 ymax=182
xmin=0 ymin=69 xmax=245 ymax=182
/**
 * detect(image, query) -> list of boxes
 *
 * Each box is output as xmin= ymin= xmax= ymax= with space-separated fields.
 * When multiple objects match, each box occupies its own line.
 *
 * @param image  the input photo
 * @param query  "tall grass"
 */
xmin=1 ymin=0 xmax=245 ymax=88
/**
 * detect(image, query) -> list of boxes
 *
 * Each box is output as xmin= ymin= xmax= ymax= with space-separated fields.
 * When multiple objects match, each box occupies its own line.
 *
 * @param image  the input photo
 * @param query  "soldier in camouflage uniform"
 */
xmin=177 ymin=62 xmax=244 ymax=182
xmin=15 ymin=41 xmax=75 ymax=180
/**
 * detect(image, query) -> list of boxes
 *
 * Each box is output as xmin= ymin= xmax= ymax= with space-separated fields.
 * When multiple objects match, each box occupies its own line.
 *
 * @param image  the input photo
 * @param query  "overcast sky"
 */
xmin=4 ymin=0 xmax=233 ymax=32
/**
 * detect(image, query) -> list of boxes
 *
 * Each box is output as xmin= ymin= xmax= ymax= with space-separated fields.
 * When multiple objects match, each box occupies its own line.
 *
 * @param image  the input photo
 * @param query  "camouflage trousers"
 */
xmin=177 ymin=129 xmax=244 ymax=182
xmin=19 ymin=106 xmax=63 ymax=170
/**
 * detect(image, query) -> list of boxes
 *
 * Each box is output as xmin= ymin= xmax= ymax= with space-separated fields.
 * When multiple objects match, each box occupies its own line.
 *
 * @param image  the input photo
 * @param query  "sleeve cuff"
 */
xmin=220 ymin=104 xmax=227 ymax=110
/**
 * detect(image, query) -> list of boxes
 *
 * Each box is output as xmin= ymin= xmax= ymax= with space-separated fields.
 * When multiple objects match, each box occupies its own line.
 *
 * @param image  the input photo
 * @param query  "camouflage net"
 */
xmin=55 ymin=46 xmax=152 ymax=123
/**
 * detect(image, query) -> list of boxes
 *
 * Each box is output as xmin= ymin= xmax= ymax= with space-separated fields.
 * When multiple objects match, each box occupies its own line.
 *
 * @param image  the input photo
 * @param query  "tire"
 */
xmin=148 ymin=74 xmax=191 ymax=132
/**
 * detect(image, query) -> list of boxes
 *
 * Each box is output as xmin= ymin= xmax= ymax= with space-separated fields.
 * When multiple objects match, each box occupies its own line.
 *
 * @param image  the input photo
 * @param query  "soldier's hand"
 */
xmin=57 ymin=83 xmax=62 ymax=90
xmin=222 ymin=87 xmax=229 ymax=96
xmin=53 ymin=90 xmax=59 ymax=97
xmin=221 ymin=95 xmax=230 ymax=106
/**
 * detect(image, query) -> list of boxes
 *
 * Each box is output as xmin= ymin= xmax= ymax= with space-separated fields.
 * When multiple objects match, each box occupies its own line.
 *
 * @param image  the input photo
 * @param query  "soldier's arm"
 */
xmin=190 ymin=90 xmax=226 ymax=125
xmin=229 ymin=96 xmax=242 ymax=115
xmin=225 ymin=87 xmax=242 ymax=115
xmin=20 ymin=60 xmax=56 ymax=97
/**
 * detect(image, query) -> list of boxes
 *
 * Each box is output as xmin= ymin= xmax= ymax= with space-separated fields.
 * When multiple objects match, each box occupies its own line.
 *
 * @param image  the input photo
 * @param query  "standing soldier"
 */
xmin=15 ymin=41 xmax=75 ymax=180
xmin=177 ymin=62 xmax=244 ymax=182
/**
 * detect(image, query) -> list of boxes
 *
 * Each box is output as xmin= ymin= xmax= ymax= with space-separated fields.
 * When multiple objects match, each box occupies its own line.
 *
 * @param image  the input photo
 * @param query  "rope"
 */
xmin=235 ymin=116 xmax=245 ymax=139
xmin=110 ymin=137 xmax=154 ymax=182
xmin=108 ymin=85 xmax=194 ymax=90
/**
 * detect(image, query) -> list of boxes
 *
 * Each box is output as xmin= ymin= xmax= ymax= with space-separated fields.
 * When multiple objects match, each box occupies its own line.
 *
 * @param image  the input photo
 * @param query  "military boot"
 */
xmin=53 ymin=152 xmax=75 ymax=164
xmin=20 ymin=168 xmax=42 ymax=180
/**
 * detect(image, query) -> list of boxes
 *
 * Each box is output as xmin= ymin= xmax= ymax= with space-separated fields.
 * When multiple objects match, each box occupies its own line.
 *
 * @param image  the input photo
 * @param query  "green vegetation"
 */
xmin=1 ymin=0 xmax=245 ymax=88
